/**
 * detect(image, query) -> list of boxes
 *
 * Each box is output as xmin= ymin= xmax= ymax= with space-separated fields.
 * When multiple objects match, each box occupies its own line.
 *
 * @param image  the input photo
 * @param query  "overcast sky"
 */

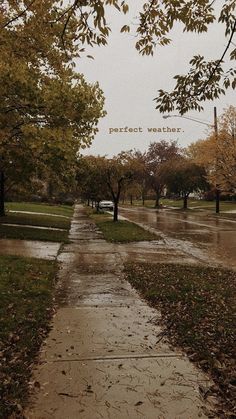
xmin=76 ymin=1 xmax=235 ymax=157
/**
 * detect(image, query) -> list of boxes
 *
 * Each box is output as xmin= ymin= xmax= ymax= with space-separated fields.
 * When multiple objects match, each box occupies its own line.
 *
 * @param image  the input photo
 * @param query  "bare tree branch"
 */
xmin=198 ymin=18 xmax=236 ymax=96
xmin=1 ymin=0 xmax=36 ymax=29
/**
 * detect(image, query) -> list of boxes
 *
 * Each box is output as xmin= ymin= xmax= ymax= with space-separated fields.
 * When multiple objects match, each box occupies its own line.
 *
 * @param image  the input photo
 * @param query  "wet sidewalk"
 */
xmin=0 ymin=239 xmax=60 ymax=260
xmin=25 ymin=205 xmax=213 ymax=419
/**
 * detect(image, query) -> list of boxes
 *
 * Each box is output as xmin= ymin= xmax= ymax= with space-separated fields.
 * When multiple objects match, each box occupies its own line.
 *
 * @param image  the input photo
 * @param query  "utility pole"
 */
xmin=214 ymin=106 xmax=220 ymax=214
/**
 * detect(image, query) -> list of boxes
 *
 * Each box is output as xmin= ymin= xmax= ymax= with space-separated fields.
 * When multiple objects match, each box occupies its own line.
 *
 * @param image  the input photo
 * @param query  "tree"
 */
xmin=104 ymin=154 xmax=134 ymax=222
xmin=146 ymin=140 xmax=180 ymax=208
xmin=0 ymin=70 xmax=105 ymax=213
xmin=163 ymin=159 xmax=209 ymax=209
xmin=128 ymin=150 xmax=150 ymax=206
xmin=76 ymin=155 xmax=109 ymax=208
xmin=114 ymin=149 xmax=149 ymax=205
xmin=2 ymin=1 xmax=235 ymax=114
xmin=77 ymin=153 xmax=134 ymax=221
xmin=187 ymin=106 xmax=236 ymax=195
xmin=0 ymin=3 xmax=105 ymax=214
xmin=136 ymin=1 xmax=236 ymax=113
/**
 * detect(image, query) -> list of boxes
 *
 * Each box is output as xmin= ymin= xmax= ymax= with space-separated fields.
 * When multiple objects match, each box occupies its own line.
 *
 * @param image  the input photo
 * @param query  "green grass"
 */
xmin=0 ymin=224 xmax=69 ymax=242
xmin=0 ymin=212 xmax=70 ymax=230
xmin=125 ymin=262 xmax=236 ymax=414
xmin=6 ymin=202 xmax=74 ymax=217
xmin=162 ymin=198 xmax=236 ymax=211
xmin=121 ymin=199 xmax=156 ymax=208
xmin=122 ymin=198 xmax=236 ymax=212
xmin=0 ymin=255 xmax=58 ymax=418
xmin=93 ymin=218 xmax=157 ymax=243
xmin=0 ymin=202 xmax=73 ymax=242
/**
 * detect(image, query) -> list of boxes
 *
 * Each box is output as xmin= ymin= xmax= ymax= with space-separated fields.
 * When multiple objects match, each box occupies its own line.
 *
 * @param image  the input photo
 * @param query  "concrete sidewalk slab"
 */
xmin=38 ymin=306 xmax=173 ymax=362
xmin=26 ymin=357 xmax=209 ymax=419
xmin=25 ymin=205 xmax=214 ymax=418
xmin=0 ymin=239 xmax=60 ymax=260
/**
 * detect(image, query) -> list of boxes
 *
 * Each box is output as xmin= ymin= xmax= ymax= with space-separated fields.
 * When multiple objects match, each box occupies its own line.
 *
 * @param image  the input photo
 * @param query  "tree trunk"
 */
xmin=142 ymin=193 xmax=145 ymax=206
xmin=87 ymin=198 xmax=90 ymax=206
xmin=0 ymin=170 xmax=5 ymax=216
xmin=155 ymin=193 xmax=160 ymax=208
xmin=183 ymin=195 xmax=188 ymax=209
xmin=47 ymin=181 xmax=53 ymax=201
xmin=130 ymin=195 xmax=133 ymax=205
xmin=113 ymin=200 xmax=118 ymax=222
xmin=215 ymin=189 xmax=220 ymax=213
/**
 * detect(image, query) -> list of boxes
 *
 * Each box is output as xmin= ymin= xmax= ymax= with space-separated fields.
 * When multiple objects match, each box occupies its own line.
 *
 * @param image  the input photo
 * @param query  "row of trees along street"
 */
xmin=77 ymin=106 xmax=236 ymax=221
xmin=0 ymin=2 xmax=235 ymax=216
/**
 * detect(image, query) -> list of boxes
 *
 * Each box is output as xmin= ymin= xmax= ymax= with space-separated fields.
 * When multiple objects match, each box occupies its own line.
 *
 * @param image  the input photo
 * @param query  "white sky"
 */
xmin=76 ymin=1 xmax=235 ymax=157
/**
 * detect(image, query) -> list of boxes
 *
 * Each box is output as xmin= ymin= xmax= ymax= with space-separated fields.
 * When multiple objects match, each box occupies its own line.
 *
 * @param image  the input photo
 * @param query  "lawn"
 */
xmin=0 ymin=224 xmax=69 ymax=242
xmin=125 ymin=262 xmax=236 ymax=416
xmin=0 ymin=212 xmax=70 ymax=230
xmin=6 ymin=202 xmax=74 ymax=217
xmin=0 ymin=202 xmax=74 ymax=242
xmin=162 ymin=198 xmax=236 ymax=212
xmin=89 ymin=211 xmax=157 ymax=242
xmin=121 ymin=198 xmax=236 ymax=212
xmin=0 ymin=255 xmax=58 ymax=418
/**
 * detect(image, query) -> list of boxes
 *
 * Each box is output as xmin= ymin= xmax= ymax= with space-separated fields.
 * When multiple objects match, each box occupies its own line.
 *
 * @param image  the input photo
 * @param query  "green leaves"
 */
xmin=134 ymin=1 xmax=235 ymax=113
xmin=0 ymin=2 xmax=106 ymax=202
xmin=154 ymin=54 xmax=232 ymax=114
xmin=135 ymin=0 xmax=215 ymax=57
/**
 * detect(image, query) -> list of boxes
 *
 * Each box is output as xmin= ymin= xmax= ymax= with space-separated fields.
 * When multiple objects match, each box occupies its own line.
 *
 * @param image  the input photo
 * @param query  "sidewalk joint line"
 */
xmin=46 ymin=353 xmax=182 ymax=363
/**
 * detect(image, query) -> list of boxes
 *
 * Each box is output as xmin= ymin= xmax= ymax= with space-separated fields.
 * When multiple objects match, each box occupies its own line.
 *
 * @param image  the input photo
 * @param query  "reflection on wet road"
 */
xmin=120 ymin=207 xmax=236 ymax=270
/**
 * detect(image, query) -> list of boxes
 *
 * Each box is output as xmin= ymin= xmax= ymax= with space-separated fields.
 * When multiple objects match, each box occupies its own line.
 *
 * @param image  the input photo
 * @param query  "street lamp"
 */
xmin=163 ymin=108 xmax=220 ymax=213
xmin=163 ymin=114 xmax=214 ymax=128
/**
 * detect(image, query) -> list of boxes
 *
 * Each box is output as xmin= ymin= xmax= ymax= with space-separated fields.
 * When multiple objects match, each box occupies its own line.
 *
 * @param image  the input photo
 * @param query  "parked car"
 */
xmin=98 ymin=200 xmax=114 ymax=210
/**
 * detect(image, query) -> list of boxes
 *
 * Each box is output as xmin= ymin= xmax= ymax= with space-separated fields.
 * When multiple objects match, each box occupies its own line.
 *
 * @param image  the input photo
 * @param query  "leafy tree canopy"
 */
xmin=163 ymin=159 xmax=208 ymax=202
xmin=187 ymin=105 xmax=236 ymax=194
xmin=0 ymin=1 xmax=106 ymax=208
xmin=1 ymin=1 xmax=235 ymax=114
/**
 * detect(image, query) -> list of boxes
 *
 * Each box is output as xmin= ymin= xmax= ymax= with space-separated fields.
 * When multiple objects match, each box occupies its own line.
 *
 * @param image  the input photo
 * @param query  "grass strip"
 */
xmin=124 ymin=262 xmax=236 ymax=415
xmin=6 ymin=202 xmax=74 ymax=217
xmin=122 ymin=199 xmax=236 ymax=211
xmin=0 ymin=255 xmax=58 ymax=418
xmin=0 ymin=213 xmax=71 ymax=230
xmin=0 ymin=224 xmax=69 ymax=242
xmin=90 ymin=212 xmax=157 ymax=242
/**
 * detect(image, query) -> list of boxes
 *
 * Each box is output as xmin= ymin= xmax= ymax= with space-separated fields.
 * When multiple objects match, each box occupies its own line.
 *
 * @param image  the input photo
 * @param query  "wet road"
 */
xmin=119 ymin=207 xmax=236 ymax=270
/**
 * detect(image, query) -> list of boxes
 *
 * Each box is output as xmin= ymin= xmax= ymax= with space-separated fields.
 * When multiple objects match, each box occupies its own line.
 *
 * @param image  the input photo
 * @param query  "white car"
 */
xmin=98 ymin=200 xmax=114 ymax=210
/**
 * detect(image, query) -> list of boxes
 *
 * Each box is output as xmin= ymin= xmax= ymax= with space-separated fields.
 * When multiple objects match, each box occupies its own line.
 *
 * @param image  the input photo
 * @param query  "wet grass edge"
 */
xmin=0 ymin=255 xmax=58 ymax=418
